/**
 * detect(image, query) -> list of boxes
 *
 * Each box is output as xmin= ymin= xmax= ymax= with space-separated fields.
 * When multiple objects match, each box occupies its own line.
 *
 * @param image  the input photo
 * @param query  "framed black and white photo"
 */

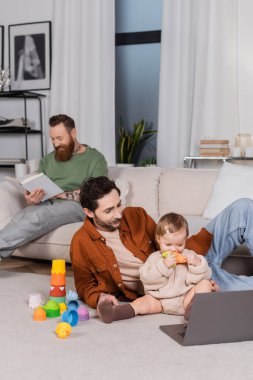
xmin=8 ymin=21 xmax=51 ymax=91
xmin=0 ymin=26 xmax=4 ymax=68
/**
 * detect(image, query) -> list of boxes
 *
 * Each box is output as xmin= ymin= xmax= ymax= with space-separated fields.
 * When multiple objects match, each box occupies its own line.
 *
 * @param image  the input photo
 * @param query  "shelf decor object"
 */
xmin=0 ymin=26 xmax=3 ymax=69
xmin=0 ymin=90 xmax=45 ymax=161
xmin=235 ymin=134 xmax=253 ymax=157
xmin=0 ymin=68 xmax=11 ymax=91
xmin=199 ymin=139 xmax=230 ymax=157
xmin=8 ymin=21 xmax=51 ymax=91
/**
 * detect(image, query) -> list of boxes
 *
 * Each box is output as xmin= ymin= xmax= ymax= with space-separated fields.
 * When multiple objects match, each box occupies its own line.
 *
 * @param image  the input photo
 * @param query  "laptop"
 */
xmin=159 ymin=290 xmax=253 ymax=346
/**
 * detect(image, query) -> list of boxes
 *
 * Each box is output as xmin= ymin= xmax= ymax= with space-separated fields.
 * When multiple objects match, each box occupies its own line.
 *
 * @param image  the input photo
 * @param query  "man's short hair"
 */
xmin=49 ymin=114 xmax=75 ymax=132
xmin=80 ymin=176 xmax=120 ymax=212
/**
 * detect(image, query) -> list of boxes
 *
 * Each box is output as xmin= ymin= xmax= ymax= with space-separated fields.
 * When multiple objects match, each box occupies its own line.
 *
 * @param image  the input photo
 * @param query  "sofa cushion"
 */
xmin=159 ymin=168 xmax=218 ymax=217
xmin=0 ymin=180 xmax=26 ymax=228
xmin=184 ymin=215 xmax=210 ymax=236
xmin=203 ymin=162 xmax=253 ymax=219
xmin=108 ymin=166 xmax=164 ymax=220
xmin=13 ymin=222 xmax=83 ymax=262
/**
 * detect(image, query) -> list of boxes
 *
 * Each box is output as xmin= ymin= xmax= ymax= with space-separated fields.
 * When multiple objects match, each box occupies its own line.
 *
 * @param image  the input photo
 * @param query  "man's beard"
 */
xmin=54 ymin=138 xmax=75 ymax=161
xmin=93 ymin=215 xmax=122 ymax=232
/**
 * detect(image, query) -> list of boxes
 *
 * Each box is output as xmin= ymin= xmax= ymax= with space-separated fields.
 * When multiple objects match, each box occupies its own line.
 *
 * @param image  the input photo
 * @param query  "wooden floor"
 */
xmin=0 ymin=256 xmax=73 ymax=276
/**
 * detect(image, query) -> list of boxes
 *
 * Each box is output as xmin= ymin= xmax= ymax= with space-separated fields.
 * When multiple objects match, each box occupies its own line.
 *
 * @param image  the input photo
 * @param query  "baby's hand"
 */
xmin=210 ymin=280 xmax=220 ymax=292
xmin=162 ymin=251 xmax=187 ymax=265
xmin=183 ymin=251 xmax=200 ymax=266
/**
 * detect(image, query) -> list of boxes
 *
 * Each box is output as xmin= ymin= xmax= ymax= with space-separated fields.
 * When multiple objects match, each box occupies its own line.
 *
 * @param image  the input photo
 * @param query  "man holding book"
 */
xmin=0 ymin=114 xmax=108 ymax=258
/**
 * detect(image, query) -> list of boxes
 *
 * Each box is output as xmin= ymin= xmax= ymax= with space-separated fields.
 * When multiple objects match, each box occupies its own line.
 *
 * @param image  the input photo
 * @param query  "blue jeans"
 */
xmin=0 ymin=200 xmax=86 ymax=258
xmin=205 ymin=198 xmax=253 ymax=290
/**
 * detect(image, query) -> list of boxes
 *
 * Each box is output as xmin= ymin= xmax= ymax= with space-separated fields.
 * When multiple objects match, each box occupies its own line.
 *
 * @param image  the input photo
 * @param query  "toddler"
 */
xmin=136 ymin=212 xmax=213 ymax=317
xmin=98 ymin=212 xmax=215 ymax=323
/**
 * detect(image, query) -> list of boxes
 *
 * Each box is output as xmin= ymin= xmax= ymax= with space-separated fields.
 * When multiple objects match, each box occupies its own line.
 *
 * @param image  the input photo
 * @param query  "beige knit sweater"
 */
xmin=139 ymin=249 xmax=212 ymax=299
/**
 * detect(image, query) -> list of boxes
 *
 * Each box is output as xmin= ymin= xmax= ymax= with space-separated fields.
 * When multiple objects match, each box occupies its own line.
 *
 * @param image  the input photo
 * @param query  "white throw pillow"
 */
xmin=203 ymin=162 xmax=253 ymax=219
xmin=115 ymin=178 xmax=129 ymax=208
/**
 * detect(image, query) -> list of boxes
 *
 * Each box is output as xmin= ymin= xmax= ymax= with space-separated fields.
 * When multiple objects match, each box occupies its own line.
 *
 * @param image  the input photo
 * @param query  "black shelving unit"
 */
xmin=0 ymin=91 xmax=46 ymax=163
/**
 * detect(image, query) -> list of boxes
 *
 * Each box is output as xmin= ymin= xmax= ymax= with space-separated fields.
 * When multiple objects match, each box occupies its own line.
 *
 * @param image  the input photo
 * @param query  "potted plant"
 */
xmin=117 ymin=118 xmax=157 ymax=165
xmin=140 ymin=156 xmax=157 ymax=167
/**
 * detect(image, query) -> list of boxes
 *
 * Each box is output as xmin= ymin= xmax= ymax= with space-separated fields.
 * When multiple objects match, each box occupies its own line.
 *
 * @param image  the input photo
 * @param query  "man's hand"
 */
xmin=96 ymin=293 xmax=119 ymax=320
xmin=24 ymin=188 xmax=46 ymax=205
xmin=98 ymin=293 xmax=119 ymax=306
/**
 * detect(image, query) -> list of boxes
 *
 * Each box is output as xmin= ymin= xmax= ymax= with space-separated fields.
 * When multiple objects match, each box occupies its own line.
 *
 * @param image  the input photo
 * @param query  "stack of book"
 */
xmin=199 ymin=140 xmax=230 ymax=157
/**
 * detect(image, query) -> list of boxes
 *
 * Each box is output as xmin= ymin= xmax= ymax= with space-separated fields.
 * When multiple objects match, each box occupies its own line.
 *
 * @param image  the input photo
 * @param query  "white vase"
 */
xmin=15 ymin=163 xmax=28 ymax=178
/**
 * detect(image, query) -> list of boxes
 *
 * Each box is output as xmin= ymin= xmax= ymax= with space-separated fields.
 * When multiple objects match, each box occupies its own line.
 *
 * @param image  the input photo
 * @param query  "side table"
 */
xmin=183 ymin=156 xmax=253 ymax=168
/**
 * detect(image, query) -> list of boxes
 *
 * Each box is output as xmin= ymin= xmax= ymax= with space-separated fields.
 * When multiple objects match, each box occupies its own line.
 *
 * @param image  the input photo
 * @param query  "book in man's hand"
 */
xmin=6 ymin=172 xmax=63 ymax=202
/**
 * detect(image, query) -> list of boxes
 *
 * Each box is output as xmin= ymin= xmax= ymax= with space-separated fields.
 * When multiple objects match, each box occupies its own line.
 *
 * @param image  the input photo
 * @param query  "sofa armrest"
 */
xmin=0 ymin=180 xmax=27 ymax=228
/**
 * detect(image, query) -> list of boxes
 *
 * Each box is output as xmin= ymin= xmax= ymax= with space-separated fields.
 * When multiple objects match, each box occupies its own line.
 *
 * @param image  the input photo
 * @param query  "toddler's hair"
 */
xmin=156 ymin=212 xmax=189 ymax=239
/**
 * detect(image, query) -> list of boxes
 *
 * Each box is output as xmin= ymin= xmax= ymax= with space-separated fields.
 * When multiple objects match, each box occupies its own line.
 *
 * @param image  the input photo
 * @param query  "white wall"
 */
xmin=238 ymin=0 xmax=253 ymax=135
xmin=0 ymin=0 xmax=53 ymax=179
xmin=1 ymin=0 xmax=53 ymax=61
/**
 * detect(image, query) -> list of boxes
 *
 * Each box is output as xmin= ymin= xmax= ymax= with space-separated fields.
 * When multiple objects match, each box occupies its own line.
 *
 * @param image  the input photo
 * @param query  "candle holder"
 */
xmin=235 ymin=134 xmax=253 ymax=157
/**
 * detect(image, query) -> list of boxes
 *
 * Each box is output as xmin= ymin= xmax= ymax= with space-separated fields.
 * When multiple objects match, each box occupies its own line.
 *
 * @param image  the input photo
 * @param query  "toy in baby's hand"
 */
xmin=162 ymin=250 xmax=187 ymax=264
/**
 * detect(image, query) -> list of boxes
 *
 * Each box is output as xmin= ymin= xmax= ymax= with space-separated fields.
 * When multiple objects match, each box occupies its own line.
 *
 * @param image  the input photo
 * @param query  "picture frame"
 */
xmin=8 ymin=21 xmax=51 ymax=91
xmin=0 ymin=26 xmax=3 ymax=68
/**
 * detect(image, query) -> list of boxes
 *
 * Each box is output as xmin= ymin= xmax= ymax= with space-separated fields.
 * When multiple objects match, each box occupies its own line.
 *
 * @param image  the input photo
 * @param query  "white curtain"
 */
xmin=49 ymin=0 xmax=115 ymax=165
xmin=157 ymin=0 xmax=238 ymax=167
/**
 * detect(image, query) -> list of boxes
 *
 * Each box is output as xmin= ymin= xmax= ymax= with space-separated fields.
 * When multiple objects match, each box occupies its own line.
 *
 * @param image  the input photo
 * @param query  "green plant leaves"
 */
xmin=118 ymin=119 xmax=157 ymax=164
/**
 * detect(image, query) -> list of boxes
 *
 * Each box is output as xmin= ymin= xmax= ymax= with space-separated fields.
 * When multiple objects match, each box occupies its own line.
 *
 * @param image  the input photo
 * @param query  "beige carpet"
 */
xmin=1 ymin=269 xmax=253 ymax=380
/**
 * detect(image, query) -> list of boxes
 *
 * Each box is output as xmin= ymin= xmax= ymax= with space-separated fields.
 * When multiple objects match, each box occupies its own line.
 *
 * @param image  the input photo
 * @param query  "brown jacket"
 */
xmin=70 ymin=207 xmax=157 ymax=308
xmin=185 ymin=228 xmax=213 ymax=255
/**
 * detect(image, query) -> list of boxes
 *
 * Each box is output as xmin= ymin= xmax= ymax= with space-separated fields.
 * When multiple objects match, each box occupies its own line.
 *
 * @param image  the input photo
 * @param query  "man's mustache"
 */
xmin=55 ymin=145 xmax=65 ymax=151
